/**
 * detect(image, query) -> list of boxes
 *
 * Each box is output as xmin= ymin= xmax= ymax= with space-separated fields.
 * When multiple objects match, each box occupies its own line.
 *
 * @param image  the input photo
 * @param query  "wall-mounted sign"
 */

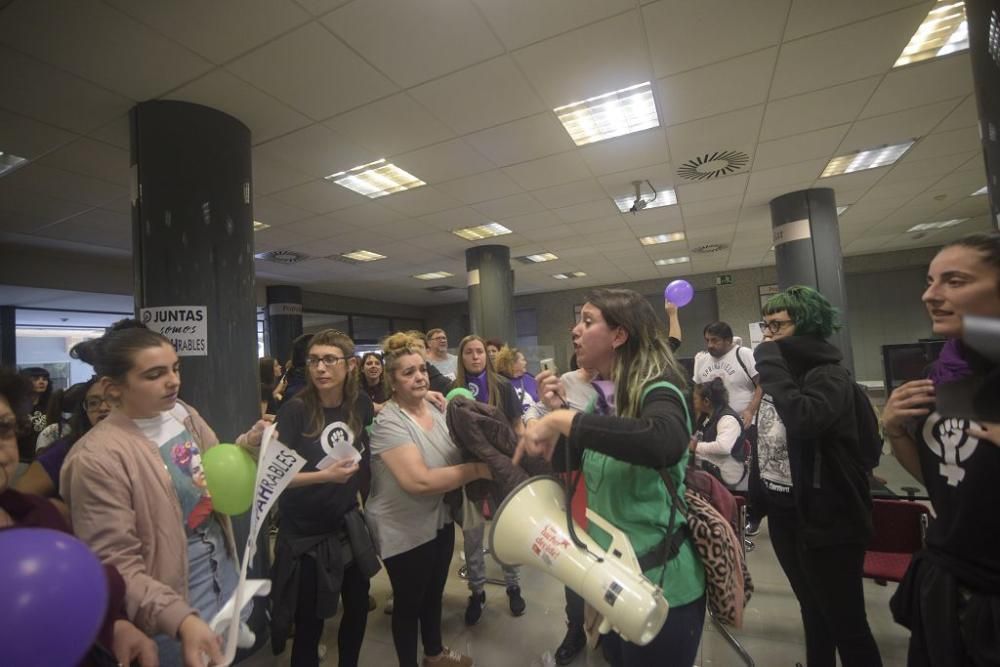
xmin=268 ymin=303 xmax=303 ymax=316
xmin=139 ymin=305 xmax=208 ymax=356
xmin=772 ymin=218 xmax=811 ymax=247
xmin=715 ymin=274 xmax=733 ymax=286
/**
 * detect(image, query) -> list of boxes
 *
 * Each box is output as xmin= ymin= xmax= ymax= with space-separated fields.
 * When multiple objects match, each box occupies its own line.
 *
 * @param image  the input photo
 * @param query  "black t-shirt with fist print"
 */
xmin=275 ymin=394 xmax=374 ymax=537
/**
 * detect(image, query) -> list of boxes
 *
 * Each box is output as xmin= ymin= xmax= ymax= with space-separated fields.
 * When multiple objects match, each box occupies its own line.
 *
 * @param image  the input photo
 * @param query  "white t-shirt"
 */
xmin=428 ymin=353 xmax=457 ymax=381
xmin=692 ymin=346 xmax=757 ymax=413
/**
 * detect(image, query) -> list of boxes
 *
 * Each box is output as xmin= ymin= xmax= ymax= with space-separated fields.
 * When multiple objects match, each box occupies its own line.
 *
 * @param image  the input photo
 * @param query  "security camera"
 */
xmin=628 ymin=180 xmax=657 ymax=215
xmin=629 ymin=198 xmax=648 ymax=213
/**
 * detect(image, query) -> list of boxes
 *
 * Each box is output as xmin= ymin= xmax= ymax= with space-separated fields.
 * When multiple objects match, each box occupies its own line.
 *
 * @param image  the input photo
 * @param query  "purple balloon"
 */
xmin=0 ymin=528 xmax=108 ymax=667
xmin=664 ymin=279 xmax=695 ymax=308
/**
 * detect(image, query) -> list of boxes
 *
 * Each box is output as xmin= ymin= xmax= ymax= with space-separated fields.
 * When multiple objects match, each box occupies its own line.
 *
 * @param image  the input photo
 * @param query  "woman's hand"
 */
xmin=664 ymin=300 xmax=678 ymax=318
xmin=882 ymin=380 xmax=935 ymax=436
xmin=318 ymin=458 xmax=360 ymax=484
xmin=516 ymin=412 xmax=565 ymax=462
xmin=245 ymin=419 xmax=270 ymax=447
xmin=178 ymin=614 xmax=223 ymax=667
xmin=535 ymin=370 xmax=567 ymax=411
xmin=426 ymin=391 xmax=447 ymax=412
xmin=112 ymin=619 xmax=159 ymax=667
xmin=967 ymin=422 xmax=1000 ymax=446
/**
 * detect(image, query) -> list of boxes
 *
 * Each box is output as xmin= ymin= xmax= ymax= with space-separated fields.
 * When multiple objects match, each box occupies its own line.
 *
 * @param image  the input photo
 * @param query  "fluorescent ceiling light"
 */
xmin=413 ymin=271 xmax=454 ymax=280
xmin=341 ymin=249 xmax=386 ymax=262
xmin=894 ymin=1 xmax=969 ymax=67
xmin=971 ymin=186 xmax=988 ymax=196
xmin=639 ymin=232 xmax=685 ymax=246
xmin=325 ymin=159 xmax=425 ymax=199
xmin=553 ymin=272 xmax=587 ymax=280
xmin=907 ymin=218 xmax=968 ymax=232
xmin=554 ymin=82 xmax=659 ymax=146
xmin=0 ymin=150 xmax=27 ymax=177
xmin=654 ymin=256 xmax=690 ymax=266
xmin=518 ymin=252 xmax=559 ymax=263
xmin=821 ymin=141 xmax=915 ymax=177
xmin=253 ymin=220 xmax=270 ymax=231
xmin=837 ymin=206 xmax=849 ymax=215
xmin=452 ymin=222 xmax=512 ymax=240
xmin=614 ymin=188 xmax=677 ymax=213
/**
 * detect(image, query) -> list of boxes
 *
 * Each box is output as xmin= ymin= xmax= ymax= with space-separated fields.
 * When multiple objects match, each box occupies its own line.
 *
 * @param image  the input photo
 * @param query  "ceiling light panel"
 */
xmin=552 ymin=271 xmax=587 ymax=279
xmin=554 ymin=82 xmax=660 ymax=147
xmin=413 ymin=271 xmax=454 ymax=280
xmin=820 ymin=141 xmax=915 ymax=177
xmin=326 ymin=159 xmax=426 ymax=198
xmin=341 ymin=249 xmax=386 ymax=262
xmin=253 ymin=221 xmax=271 ymax=231
xmin=894 ymin=1 xmax=969 ymax=68
xmin=0 ymin=150 xmax=28 ymax=177
xmin=906 ymin=218 xmax=968 ymax=232
xmin=452 ymin=222 xmax=512 ymax=240
xmin=654 ymin=256 xmax=690 ymax=266
xmin=614 ymin=188 xmax=677 ymax=213
xmin=639 ymin=232 xmax=685 ymax=246
xmin=971 ymin=186 xmax=988 ymax=196
xmin=517 ymin=252 xmax=559 ymax=263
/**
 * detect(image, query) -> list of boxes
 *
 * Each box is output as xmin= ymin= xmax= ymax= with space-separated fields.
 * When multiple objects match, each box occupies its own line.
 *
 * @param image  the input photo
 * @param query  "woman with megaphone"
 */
xmin=517 ymin=288 xmax=705 ymax=667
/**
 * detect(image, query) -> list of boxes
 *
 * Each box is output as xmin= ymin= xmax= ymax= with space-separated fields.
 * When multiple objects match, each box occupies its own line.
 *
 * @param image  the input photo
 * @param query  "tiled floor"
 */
xmin=243 ymin=455 xmax=924 ymax=667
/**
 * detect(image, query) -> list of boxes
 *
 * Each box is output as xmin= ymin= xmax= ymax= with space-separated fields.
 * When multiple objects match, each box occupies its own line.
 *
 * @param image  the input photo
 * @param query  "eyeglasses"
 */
xmin=84 ymin=397 xmax=111 ymax=411
xmin=429 ymin=336 xmax=447 ymax=342
xmin=759 ymin=319 xmax=794 ymax=334
xmin=307 ymin=355 xmax=348 ymax=367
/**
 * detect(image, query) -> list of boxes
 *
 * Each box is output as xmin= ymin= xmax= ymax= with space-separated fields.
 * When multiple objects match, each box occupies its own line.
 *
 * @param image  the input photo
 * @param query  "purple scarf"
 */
xmin=929 ymin=338 xmax=974 ymax=386
xmin=467 ymin=370 xmax=489 ymax=403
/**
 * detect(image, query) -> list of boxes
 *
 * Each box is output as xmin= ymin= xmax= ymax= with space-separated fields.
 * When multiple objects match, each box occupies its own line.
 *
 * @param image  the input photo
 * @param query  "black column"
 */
xmin=965 ymin=0 xmax=1000 ymax=229
xmin=265 ymin=285 xmax=303 ymax=365
xmin=0 ymin=306 xmax=15 ymax=367
xmin=769 ymin=188 xmax=854 ymax=372
xmin=465 ymin=245 xmax=516 ymax=344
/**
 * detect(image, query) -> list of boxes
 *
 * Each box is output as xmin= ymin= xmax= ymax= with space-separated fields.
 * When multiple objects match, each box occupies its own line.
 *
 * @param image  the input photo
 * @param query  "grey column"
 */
xmin=265 ymin=285 xmax=303 ymax=365
xmin=966 ymin=0 xmax=1000 ymax=228
xmin=466 ymin=245 xmax=516 ymax=344
xmin=0 ymin=306 xmax=14 ymax=367
xmin=769 ymin=188 xmax=854 ymax=372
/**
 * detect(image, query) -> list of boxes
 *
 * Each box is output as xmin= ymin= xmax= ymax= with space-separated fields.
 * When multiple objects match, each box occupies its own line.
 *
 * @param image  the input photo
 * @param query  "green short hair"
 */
xmin=762 ymin=285 xmax=840 ymax=338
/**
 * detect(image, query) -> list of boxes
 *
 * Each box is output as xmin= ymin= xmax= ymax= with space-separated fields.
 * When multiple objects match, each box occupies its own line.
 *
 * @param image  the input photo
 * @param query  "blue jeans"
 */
xmin=155 ymin=519 xmax=248 ymax=666
xmin=603 ymin=596 xmax=706 ymax=667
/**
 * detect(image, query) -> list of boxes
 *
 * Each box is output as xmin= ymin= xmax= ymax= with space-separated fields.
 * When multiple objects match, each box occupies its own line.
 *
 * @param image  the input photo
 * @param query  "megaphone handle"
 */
xmin=585 ymin=509 xmax=641 ymax=574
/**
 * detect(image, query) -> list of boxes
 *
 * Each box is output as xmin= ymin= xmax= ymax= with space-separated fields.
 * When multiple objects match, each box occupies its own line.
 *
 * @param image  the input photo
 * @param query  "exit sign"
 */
xmin=716 ymin=274 xmax=733 ymax=286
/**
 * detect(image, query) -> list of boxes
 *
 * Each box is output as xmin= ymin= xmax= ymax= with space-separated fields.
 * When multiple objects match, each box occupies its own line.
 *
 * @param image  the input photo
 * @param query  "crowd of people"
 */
xmin=1 ymin=231 xmax=998 ymax=667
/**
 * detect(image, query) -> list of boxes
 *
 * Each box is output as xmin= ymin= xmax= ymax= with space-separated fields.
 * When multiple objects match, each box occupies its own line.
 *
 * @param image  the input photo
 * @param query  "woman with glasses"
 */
xmin=753 ymin=286 xmax=881 ymax=667
xmin=271 ymin=329 xmax=376 ymax=667
xmin=15 ymin=378 xmax=111 ymax=513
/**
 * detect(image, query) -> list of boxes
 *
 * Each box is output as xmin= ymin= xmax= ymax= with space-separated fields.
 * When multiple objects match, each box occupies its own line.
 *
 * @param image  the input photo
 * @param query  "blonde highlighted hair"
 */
xmin=381 ymin=332 xmax=425 ymax=397
xmin=493 ymin=345 xmax=520 ymax=377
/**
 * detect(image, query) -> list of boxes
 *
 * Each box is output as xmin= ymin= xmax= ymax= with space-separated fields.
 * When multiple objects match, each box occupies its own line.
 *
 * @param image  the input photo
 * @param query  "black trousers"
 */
xmin=768 ymin=502 xmax=882 ymax=667
xmin=565 ymin=586 xmax=584 ymax=628
xmin=291 ymin=556 xmax=370 ymax=667
xmin=601 ymin=596 xmax=706 ymax=667
xmin=383 ymin=523 xmax=455 ymax=667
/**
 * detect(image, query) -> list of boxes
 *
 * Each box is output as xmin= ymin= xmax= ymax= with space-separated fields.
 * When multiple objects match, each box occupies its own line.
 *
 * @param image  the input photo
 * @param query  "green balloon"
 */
xmin=446 ymin=387 xmax=474 ymax=401
xmin=202 ymin=444 xmax=257 ymax=516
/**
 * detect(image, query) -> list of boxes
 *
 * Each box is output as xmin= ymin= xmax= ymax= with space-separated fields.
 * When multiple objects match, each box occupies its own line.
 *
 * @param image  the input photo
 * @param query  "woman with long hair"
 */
xmin=519 ymin=288 xmax=705 ymax=667
xmin=259 ymin=356 xmax=281 ymax=418
xmin=883 ymin=232 xmax=1000 ymax=664
xmin=366 ymin=332 xmax=490 ymax=667
xmin=691 ymin=378 xmax=745 ymax=488
xmin=61 ymin=319 xmax=266 ymax=667
xmin=360 ymin=352 xmax=388 ymax=413
xmin=271 ymin=329 xmax=376 ymax=667
xmin=17 ymin=366 xmax=52 ymax=461
xmin=494 ymin=346 xmax=539 ymax=415
xmin=754 ymin=285 xmax=881 ymax=667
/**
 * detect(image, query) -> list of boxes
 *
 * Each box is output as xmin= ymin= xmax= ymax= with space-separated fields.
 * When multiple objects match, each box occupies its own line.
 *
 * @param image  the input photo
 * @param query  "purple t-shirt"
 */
xmin=38 ymin=437 xmax=74 ymax=496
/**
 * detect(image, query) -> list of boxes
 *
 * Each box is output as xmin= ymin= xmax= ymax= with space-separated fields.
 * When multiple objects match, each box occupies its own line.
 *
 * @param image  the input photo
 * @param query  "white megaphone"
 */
xmin=489 ymin=476 xmax=669 ymax=646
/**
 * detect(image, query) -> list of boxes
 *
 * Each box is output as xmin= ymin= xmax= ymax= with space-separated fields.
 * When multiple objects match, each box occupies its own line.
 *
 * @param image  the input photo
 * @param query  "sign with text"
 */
xmin=139 ymin=306 xmax=208 ymax=356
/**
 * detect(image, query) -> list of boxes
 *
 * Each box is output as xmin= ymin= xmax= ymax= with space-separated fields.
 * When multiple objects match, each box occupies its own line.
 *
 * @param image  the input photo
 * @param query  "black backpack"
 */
xmin=851 ymin=380 xmax=883 ymax=471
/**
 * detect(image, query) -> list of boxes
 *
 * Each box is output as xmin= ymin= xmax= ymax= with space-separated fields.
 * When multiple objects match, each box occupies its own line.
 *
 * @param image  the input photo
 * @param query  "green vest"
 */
xmin=582 ymin=381 xmax=706 ymax=607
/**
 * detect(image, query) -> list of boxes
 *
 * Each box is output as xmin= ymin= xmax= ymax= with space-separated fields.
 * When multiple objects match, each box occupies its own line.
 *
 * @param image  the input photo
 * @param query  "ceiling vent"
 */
xmin=693 ymin=243 xmax=728 ymax=254
xmin=425 ymin=285 xmax=457 ymax=292
xmin=677 ymin=151 xmax=750 ymax=181
xmin=255 ymin=250 xmax=310 ymax=264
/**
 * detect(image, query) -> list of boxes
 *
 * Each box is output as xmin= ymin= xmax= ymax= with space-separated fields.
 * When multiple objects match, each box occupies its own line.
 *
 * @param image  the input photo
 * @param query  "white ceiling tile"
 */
xmin=643 ymin=0 xmax=788 ymax=77
xmin=2 ymin=163 xmax=127 ymax=207
xmin=578 ymin=128 xmax=668 ymax=176
xmin=88 ymin=115 xmax=130 ymax=150
xmin=675 ymin=173 xmax=749 ymax=203
xmin=253 ymin=196 xmax=313 ymax=227
xmin=394 ymin=139 xmax=495 ymax=185
xmin=904 ymin=127 xmax=982 ymax=162
xmin=568 ymin=215 xmax=628 ymax=235
xmin=784 ymin=0 xmax=929 ymax=41
xmin=269 ymin=179 xmax=368 ymax=214
xmin=935 ymin=95 xmax=978 ymax=132
xmin=761 ymin=76 xmax=880 ymax=140
xmin=437 ymin=170 xmax=524 ymax=205
xmin=502 ymin=152 xmax=593 ymax=191
xmin=0 ymin=186 xmax=93 ymax=233
xmin=0 ymin=46 xmax=133 ymax=135
xmin=379 ymin=186 xmax=463 ymax=217
xmin=680 ymin=195 xmax=744 ymax=218
xmin=281 ymin=213 xmax=355 ymax=240
xmin=35 ymin=207 xmax=131 ymax=250
xmin=409 ymin=56 xmax=544 ymax=135
xmin=292 ymin=0 xmax=353 ymax=16
xmin=416 ymin=206 xmax=492 ymax=232
xmin=741 ymin=179 xmax=815 ymax=208
xmin=252 ymin=151 xmax=314 ymax=196
xmin=666 ymin=105 xmax=763 ymax=165
xmin=106 ymin=0 xmax=310 ymax=64
xmin=839 ymin=99 xmax=960 ymax=153
xmin=325 ymin=203 xmax=406 ymax=229
xmin=770 ymin=5 xmax=929 ymax=99
xmin=466 ymin=113 xmax=576 ymax=167
xmin=37 ymin=138 xmax=130 ymax=186
xmin=528 ymin=178 xmax=608 ymax=209
xmin=746 ymin=158 xmax=828 ymax=192
xmin=860 ymin=54 xmax=973 ymax=118
xmin=322 ymin=0 xmax=504 ymax=88
xmin=165 ymin=70 xmax=311 ymax=144
xmin=597 ymin=162 xmax=677 ymax=197
xmin=226 ymin=22 xmax=397 ymax=121
xmin=0 ymin=0 xmax=213 ymax=100
xmin=658 ymin=49 xmax=777 ymax=126
xmin=753 ymin=125 xmax=850 ymax=171
xmin=880 ymin=152 xmax=973 ymax=185
xmin=512 ymin=11 xmax=652 ymax=108
xmin=470 ymin=193 xmax=546 ymax=220
xmin=474 ymin=0 xmax=633 ymax=50
xmin=814 ymin=166 xmax=891 ymax=193
xmin=255 ymin=124 xmax=372 ymax=179
xmin=518 ymin=223 xmax=574 ymax=242
xmin=0 ymin=109 xmax=78 ymax=159
xmin=323 ymin=93 xmax=455 ymax=158
xmin=554 ymin=200 xmax=620 ymax=223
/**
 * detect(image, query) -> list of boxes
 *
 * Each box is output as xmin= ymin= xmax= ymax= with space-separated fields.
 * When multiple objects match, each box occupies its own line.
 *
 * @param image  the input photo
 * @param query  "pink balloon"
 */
xmin=664 ymin=280 xmax=694 ymax=307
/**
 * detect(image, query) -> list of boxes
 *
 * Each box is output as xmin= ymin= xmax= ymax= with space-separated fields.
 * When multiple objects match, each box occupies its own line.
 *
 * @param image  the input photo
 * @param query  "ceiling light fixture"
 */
xmin=820 ymin=141 xmax=915 ymax=177
xmin=615 ymin=188 xmax=676 ymax=213
xmin=413 ymin=271 xmax=454 ymax=280
xmin=0 ymin=150 xmax=28 ymax=177
xmin=553 ymin=272 xmax=587 ymax=280
xmin=906 ymin=218 xmax=968 ymax=232
xmin=554 ymin=82 xmax=659 ymax=146
xmin=639 ymin=232 xmax=685 ymax=246
xmin=452 ymin=222 xmax=512 ymax=240
xmin=894 ymin=0 xmax=969 ymax=68
xmin=516 ymin=252 xmax=559 ymax=263
xmin=325 ymin=159 xmax=425 ymax=198
xmin=654 ymin=256 xmax=690 ymax=266
xmin=971 ymin=186 xmax=988 ymax=196
xmin=339 ymin=249 xmax=386 ymax=262
xmin=837 ymin=206 xmax=849 ymax=215
xmin=253 ymin=221 xmax=271 ymax=231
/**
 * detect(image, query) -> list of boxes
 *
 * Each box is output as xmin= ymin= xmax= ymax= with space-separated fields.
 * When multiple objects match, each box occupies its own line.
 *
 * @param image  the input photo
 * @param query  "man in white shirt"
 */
xmin=425 ymin=328 xmax=458 ymax=381
xmin=692 ymin=321 xmax=762 ymax=428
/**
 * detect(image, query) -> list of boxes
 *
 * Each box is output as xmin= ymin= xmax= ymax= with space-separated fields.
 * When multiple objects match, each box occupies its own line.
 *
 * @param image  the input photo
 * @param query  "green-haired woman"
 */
xmin=753 ymin=285 xmax=881 ymax=667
